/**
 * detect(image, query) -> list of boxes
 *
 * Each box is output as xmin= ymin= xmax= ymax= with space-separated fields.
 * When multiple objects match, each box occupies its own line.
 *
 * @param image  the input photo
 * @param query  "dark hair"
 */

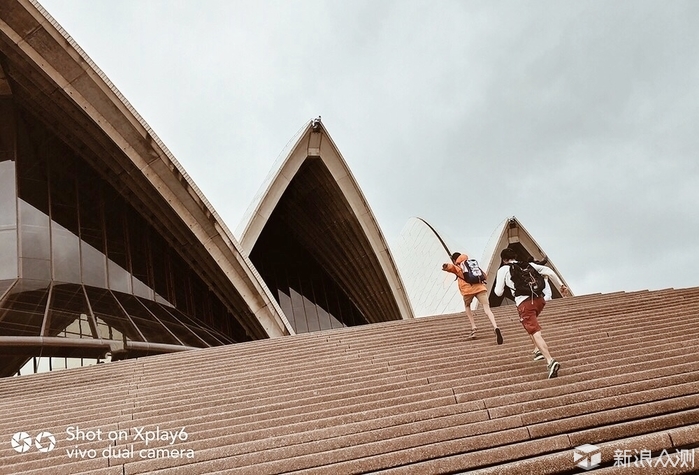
xmin=500 ymin=247 xmax=518 ymax=260
xmin=450 ymin=252 xmax=461 ymax=262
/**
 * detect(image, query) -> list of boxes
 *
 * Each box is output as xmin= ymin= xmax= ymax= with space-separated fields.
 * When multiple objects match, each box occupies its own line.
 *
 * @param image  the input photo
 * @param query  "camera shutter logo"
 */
xmin=34 ymin=431 xmax=56 ymax=452
xmin=10 ymin=431 xmax=56 ymax=454
xmin=11 ymin=432 xmax=33 ymax=453
xmin=574 ymin=444 xmax=602 ymax=470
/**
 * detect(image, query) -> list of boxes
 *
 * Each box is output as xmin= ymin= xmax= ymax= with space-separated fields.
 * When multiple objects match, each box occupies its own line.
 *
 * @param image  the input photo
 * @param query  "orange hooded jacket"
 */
xmin=443 ymin=253 xmax=488 ymax=297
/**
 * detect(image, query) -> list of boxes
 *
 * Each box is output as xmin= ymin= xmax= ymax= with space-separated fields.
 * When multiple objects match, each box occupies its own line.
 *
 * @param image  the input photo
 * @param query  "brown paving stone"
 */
xmin=1 ymin=288 xmax=698 ymax=475
xmin=568 ymin=409 xmax=699 ymax=447
xmin=372 ymin=434 xmax=572 ymax=474
xmin=529 ymin=394 xmax=699 ymax=439
xmin=668 ymin=423 xmax=699 ymax=448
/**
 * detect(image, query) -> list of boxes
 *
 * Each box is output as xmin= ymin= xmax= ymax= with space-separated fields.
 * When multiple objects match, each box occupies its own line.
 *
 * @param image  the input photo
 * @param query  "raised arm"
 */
xmin=493 ymin=266 xmax=508 ymax=297
xmin=532 ymin=264 xmax=568 ymax=295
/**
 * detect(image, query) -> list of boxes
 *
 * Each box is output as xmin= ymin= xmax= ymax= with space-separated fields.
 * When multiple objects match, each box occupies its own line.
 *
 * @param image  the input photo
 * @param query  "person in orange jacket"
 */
xmin=442 ymin=252 xmax=503 ymax=344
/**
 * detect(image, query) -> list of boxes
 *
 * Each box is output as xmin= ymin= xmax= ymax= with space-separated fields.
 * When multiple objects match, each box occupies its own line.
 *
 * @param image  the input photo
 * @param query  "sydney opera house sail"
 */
xmin=0 ymin=2 xmax=413 ymax=375
xmin=393 ymin=217 xmax=464 ymax=317
xmin=481 ymin=216 xmax=573 ymax=306
xmin=396 ymin=216 xmax=573 ymax=316
xmin=238 ymin=120 xmax=414 ymax=333
xmin=0 ymin=1 xmax=291 ymax=375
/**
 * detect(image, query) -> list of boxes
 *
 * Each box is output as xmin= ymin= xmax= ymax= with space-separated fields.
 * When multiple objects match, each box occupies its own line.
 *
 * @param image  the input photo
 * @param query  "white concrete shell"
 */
xmin=238 ymin=119 xmax=414 ymax=324
xmin=393 ymin=217 xmax=463 ymax=317
xmin=0 ymin=0 xmax=289 ymax=338
xmin=395 ymin=215 xmax=574 ymax=314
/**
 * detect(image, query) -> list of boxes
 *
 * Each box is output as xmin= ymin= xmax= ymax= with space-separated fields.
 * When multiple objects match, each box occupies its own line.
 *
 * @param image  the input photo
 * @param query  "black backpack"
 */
xmin=509 ymin=262 xmax=546 ymax=298
xmin=460 ymin=258 xmax=486 ymax=284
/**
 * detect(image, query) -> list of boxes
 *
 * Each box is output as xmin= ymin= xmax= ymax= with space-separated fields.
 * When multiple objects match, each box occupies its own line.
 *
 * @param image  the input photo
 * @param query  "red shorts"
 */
xmin=517 ymin=297 xmax=546 ymax=335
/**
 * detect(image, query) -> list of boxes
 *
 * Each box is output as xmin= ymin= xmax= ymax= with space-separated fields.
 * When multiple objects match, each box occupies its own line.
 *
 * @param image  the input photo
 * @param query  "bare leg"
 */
xmin=531 ymin=331 xmax=553 ymax=363
xmin=475 ymin=291 xmax=503 ymax=344
xmin=463 ymin=295 xmax=477 ymax=335
xmin=530 ymin=335 xmax=540 ymax=352
xmin=475 ymin=291 xmax=498 ymax=329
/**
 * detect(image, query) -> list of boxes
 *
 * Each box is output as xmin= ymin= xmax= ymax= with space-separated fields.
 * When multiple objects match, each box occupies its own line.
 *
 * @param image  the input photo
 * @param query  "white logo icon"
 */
xmin=11 ymin=432 xmax=33 ymax=453
xmin=10 ymin=431 xmax=56 ymax=453
xmin=575 ymin=444 xmax=602 ymax=470
xmin=34 ymin=431 xmax=56 ymax=452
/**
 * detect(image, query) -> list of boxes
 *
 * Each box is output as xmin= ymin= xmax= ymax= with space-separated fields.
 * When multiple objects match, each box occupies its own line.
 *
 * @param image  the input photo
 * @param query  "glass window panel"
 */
xmin=103 ymin=188 xmax=131 ymax=293
xmin=163 ymin=306 xmax=223 ymax=346
xmin=60 ymin=314 xmax=93 ymax=339
xmin=81 ymin=243 xmax=107 ymax=288
xmin=19 ymin=198 xmax=49 ymax=228
xmin=47 ymin=149 xmax=79 ymax=234
xmin=0 ymin=161 xmax=17 ymax=226
xmin=77 ymin=178 xmax=104 ymax=253
xmin=112 ymin=293 xmax=179 ymax=345
xmin=303 ymin=294 xmax=321 ymax=332
xmin=36 ymin=357 xmax=50 ymax=373
xmin=17 ymin=356 xmax=101 ymax=375
xmin=290 ymin=288 xmax=308 ymax=333
xmin=66 ymin=358 xmax=86 ymax=369
xmin=278 ymin=290 xmax=294 ymax=330
xmin=0 ymin=279 xmax=50 ymax=336
xmin=195 ymin=329 xmax=233 ymax=346
xmin=154 ymin=292 xmax=173 ymax=307
xmin=181 ymin=324 xmax=222 ymax=346
xmin=209 ymin=297 xmax=248 ymax=342
xmin=84 ymin=286 xmax=143 ymax=342
xmin=132 ymin=277 xmax=153 ymax=300
xmin=190 ymin=279 xmax=213 ymax=327
xmin=51 ymin=357 xmax=67 ymax=370
xmin=317 ymin=306 xmax=333 ymax=331
xmin=171 ymin=259 xmax=191 ymax=314
xmin=19 ymin=201 xmax=50 ymax=260
xmin=150 ymin=243 xmax=170 ymax=303
xmin=18 ymin=177 xmax=49 ymax=219
xmin=249 ymin=214 xmax=368 ymax=335
xmin=0 ymin=279 xmax=16 ymax=300
xmin=0 ymin=229 xmax=18 ymax=280
xmin=16 ymin=109 xmax=49 ymax=215
xmin=319 ymin=278 xmax=345 ymax=330
xmin=138 ymin=299 xmax=207 ymax=347
xmin=0 ymin=99 xmax=15 ymax=163
xmin=51 ymin=223 xmax=81 ymax=284
xmin=299 ymin=275 xmax=320 ymax=332
xmin=93 ymin=317 xmax=125 ymax=342
xmin=129 ymin=315 xmax=181 ymax=344
xmin=20 ymin=257 xmax=51 ymax=281
xmin=107 ymin=259 xmax=131 ymax=294
xmin=159 ymin=303 xmax=198 ymax=327
xmin=19 ymin=224 xmax=50 ymax=260
xmin=44 ymin=283 xmax=94 ymax=339
xmin=128 ymin=214 xmax=152 ymax=294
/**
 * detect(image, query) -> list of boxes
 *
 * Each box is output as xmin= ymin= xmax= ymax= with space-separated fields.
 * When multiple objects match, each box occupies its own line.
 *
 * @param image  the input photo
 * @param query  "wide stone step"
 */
xmin=1 ymin=288 xmax=697 ymax=475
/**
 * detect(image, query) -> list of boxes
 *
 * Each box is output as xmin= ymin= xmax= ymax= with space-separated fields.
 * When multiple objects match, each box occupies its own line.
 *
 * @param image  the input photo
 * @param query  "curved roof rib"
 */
xmin=238 ymin=119 xmax=414 ymax=324
xmin=0 ymin=1 xmax=289 ymax=338
xmin=482 ymin=216 xmax=574 ymax=306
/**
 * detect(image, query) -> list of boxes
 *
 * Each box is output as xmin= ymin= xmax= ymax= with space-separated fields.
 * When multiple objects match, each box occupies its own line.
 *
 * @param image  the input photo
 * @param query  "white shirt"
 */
xmin=494 ymin=261 xmax=564 ymax=307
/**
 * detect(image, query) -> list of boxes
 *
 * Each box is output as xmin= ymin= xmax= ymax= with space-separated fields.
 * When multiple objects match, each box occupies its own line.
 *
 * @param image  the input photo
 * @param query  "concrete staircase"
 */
xmin=1 ymin=287 xmax=698 ymax=474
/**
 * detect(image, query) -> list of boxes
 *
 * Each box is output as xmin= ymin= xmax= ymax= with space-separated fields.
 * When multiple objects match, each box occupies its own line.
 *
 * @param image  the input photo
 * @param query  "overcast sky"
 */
xmin=38 ymin=0 xmax=698 ymax=296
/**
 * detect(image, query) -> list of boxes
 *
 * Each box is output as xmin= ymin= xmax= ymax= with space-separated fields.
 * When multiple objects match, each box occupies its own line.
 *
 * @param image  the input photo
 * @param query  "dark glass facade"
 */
xmin=0 ymin=100 xmax=246 ymax=376
xmin=250 ymin=193 xmax=368 ymax=334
